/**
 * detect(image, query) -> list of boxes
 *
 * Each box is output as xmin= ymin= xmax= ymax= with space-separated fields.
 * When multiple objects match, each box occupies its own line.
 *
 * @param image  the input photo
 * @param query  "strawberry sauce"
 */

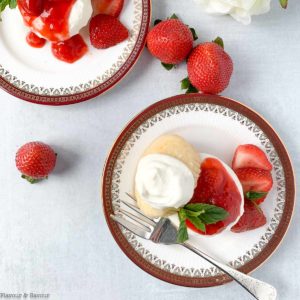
xmin=26 ymin=32 xmax=46 ymax=48
xmin=187 ymin=157 xmax=242 ymax=235
xmin=19 ymin=0 xmax=89 ymax=63
xmin=19 ymin=0 xmax=76 ymax=42
xmin=52 ymin=34 xmax=88 ymax=63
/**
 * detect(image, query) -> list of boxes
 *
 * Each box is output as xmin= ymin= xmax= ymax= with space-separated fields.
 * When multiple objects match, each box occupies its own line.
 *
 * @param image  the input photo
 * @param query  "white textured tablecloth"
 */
xmin=0 ymin=1 xmax=299 ymax=299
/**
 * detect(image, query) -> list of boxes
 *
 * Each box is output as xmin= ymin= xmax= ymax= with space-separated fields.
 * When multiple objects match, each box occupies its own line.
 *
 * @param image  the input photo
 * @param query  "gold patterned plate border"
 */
xmin=0 ymin=0 xmax=151 ymax=105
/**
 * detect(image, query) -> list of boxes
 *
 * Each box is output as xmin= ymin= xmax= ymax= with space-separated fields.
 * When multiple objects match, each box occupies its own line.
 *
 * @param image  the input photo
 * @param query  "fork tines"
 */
xmin=110 ymin=193 xmax=156 ymax=238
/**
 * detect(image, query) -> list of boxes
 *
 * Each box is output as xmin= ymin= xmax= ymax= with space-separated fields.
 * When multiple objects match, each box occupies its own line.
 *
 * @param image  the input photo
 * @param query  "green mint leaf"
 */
xmin=170 ymin=13 xmax=179 ymax=20
xmin=154 ymin=19 xmax=162 ymax=26
xmin=176 ymin=209 xmax=189 ymax=243
xmin=181 ymin=77 xmax=190 ymax=90
xmin=0 ymin=0 xmax=9 ymax=12
xmin=178 ymin=207 xmax=187 ymax=221
xmin=279 ymin=0 xmax=288 ymax=9
xmin=246 ymin=191 xmax=268 ymax=200
xmin=189 ymin=27 xmax=198 ymax=41
xmin=199 ymin=207 xmax=229 ymax=224
xmin=0 ymin=0 xmax=17 ymax=21
xmin=213 ymin=36 xmax=224 ymax=49
xmin=9 ymin=0 xmax=17 ymax=9
xmin=187 ymin=216 xmax=206 ymax=232
xmin=184 ymin=209 xmax=203 ymax=218
xmin=185 ymin=203 xmax=229 ymax=224
xmin=161 ymin=62 xmax=175 ymax=71
xmin=185 ymin=203 xmax=211 ymax=212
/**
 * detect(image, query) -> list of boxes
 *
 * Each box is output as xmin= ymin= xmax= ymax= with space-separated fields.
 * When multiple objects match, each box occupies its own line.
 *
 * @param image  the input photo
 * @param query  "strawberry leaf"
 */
xmin=170 ymin=13 xmax=179 ymax=20
xmin=181 ymin=77 xmax=190 ymax=90
xmin=154 ymin=19 xmax=162 ymax=26
xmin=21 ymin=174 xmax=43 ymax=184
xmin=161 ymin=62 xmax=175 ymax=71
xmin=279 ymin=0 xmax=288 ymax=9
xmin=246 ymin=191 xmax=267 ymax=200
xmin=186 ymin=84 xmax=198 ymax=94
xmin=189 ymin=27 xmax=198 ymax=41
xmin=181 ymin=77 xmax=198 ymax=94
xmin=213 ymin=36 xmax=224 ymax=49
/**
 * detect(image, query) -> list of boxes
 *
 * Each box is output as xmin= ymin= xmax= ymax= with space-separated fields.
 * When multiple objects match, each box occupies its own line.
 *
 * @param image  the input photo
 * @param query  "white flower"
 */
xmin=194 ymin=0 xmax=271 ymax=25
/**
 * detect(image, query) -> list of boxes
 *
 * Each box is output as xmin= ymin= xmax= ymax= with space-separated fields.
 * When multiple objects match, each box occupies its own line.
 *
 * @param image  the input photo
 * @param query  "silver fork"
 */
xmin=110 ymin=193 xmax=277 ymax=300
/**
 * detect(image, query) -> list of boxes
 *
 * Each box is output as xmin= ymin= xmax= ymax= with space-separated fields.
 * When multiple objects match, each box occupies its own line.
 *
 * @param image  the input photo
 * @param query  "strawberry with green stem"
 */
xmin=182 ymin=37 xmax=233 ymax=95
xmin=15 ymin=141 xmax=57 ymax=184
xmin=147 ymin=14 xmax=197 ymax=70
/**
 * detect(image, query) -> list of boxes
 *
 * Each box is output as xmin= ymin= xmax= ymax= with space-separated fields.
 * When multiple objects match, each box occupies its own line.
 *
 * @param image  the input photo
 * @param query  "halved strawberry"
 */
xmin=89 ymin=14 xmax=129 ymax=49
xmin=232 ymin=144 xmax=272 ymax=171
xmin=235 ymin=167 xmax=273 ymax=193
xmin=92 ymin=0 xmax=124 ymax=17
xmin=231 ymin=200 xmax=267 ymax=233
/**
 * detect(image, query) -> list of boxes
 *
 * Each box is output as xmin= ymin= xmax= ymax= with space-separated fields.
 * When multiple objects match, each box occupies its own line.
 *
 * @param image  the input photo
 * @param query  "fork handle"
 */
xmin=183 ymin=243 xmax=277 ymax=300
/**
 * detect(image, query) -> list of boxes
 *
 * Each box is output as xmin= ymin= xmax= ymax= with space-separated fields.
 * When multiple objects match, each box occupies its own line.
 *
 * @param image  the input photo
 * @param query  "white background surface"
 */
xmin=0 ymin=1 xmax=299 ymax=299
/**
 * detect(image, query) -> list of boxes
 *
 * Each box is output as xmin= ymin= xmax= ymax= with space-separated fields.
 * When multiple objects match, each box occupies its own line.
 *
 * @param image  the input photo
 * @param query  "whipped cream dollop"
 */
xmin=68 ymin=0 xmax=93 ymax=37
xmin=135 ymin=154 xmax=195 ymax=209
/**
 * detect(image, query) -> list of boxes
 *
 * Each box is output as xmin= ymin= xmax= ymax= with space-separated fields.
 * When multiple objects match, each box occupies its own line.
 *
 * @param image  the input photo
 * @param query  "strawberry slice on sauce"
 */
xmin=231 ymin=200 xmax=267 ymax=233
xmin=92 ymin=0 xmax=124 ymax=17
xmin=188 ymin=157 xmax=243 ymax=235
xmin=235 ymin=167 xmax=273 ymax=204
xmin=232 ymin=144 xmax=272 ymax=171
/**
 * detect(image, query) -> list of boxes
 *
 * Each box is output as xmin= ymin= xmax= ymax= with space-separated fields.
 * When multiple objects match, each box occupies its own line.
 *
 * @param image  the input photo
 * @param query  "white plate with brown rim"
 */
xmin=102 ymin=93 xmax=295 ymax=287
xmin=0 ymin=0 xmax=151 ymax=105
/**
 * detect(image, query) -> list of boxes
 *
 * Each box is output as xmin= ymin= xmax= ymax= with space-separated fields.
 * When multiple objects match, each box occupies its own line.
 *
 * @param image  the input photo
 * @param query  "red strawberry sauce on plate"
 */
xmin=52 ymin=34 xmax=88 ymax=63
xmin=18 ymin=0 xmax=88 ymax=63
xmin=26 ymin=31 xmax=46 ymax=48
xmin=187 ymin=157 xmax=243 ymax=235
xmin=18 ymin=0 xmax=76 ymax=42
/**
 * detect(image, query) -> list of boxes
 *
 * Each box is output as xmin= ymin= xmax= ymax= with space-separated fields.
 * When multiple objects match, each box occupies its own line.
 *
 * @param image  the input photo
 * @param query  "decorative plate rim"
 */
xmin=0 ymin=0 xmax=151 ymax=106
xmin=101 ymin=94 xmax=295 ymax=287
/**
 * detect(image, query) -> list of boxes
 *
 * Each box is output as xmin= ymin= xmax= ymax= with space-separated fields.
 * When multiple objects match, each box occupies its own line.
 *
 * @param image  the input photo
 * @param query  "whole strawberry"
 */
xmin=147 ymin=15 xmax=195 ymax=68
xmin=89 ymin=14 xmax=129 ymax=49
xmin=16 ymin=142 xmax=57 ymax=183
xmin=183 ymin=38 xmax=233 ymax=94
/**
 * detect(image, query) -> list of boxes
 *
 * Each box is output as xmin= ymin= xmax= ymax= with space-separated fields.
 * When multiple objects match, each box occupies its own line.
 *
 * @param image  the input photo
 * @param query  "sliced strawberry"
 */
xmin=235 ymin=167 xmax=273 ymax=194
xmin=92 ymin=0 xmax=124 ymax=17
xmin=232 ymin=144 xmax=272 ymax=171
xmin=231 ymin=200 xmax=267 ymax=233
xmin=255 ymin=195 xmax=266 ymax=205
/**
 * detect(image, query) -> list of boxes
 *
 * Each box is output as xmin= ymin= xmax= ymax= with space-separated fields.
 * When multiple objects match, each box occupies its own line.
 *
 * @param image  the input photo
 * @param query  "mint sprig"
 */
xmin=176 ymin=203 xmax=229 ymax=243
